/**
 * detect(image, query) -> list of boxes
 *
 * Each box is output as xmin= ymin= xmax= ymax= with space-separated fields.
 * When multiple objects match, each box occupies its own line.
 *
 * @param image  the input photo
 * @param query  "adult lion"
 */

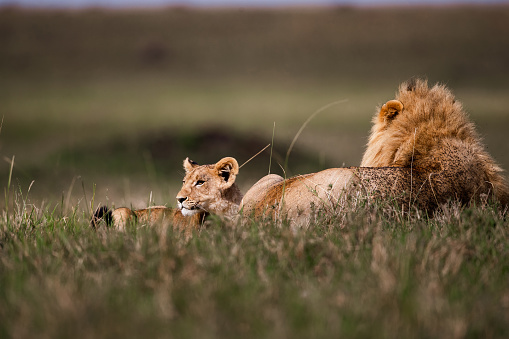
xmin=240 ymin=79 xmax=508 ymax=224
xmin=90 ymin=157 xmax=242 ymax=231
xmin=361 ymin=78 xmax=509 ymax=206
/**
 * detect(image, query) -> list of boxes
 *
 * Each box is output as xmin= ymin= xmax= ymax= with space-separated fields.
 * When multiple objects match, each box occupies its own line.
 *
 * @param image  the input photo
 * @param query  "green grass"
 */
xmin=1 ymin=191 xmax=508 ymax=338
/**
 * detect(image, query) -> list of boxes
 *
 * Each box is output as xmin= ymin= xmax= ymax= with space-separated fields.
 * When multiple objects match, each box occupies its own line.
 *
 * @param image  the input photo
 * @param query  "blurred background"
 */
xmin=1 ymin=0 xmax=509 ymax=212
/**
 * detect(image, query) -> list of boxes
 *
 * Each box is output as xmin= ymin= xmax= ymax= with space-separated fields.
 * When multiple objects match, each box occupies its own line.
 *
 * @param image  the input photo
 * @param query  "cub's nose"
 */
xmin=177 ymin=197 xmax=187 ymax=204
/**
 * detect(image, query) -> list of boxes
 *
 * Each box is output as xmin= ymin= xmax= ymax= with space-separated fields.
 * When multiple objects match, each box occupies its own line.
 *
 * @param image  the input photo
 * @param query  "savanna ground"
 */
xmin=1 ymin=5 xmax=509 ymax=338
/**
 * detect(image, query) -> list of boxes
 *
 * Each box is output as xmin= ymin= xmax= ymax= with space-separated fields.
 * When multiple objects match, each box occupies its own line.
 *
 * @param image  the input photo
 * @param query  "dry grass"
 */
xmin=1 ymin=187 xmax=509 ymax=338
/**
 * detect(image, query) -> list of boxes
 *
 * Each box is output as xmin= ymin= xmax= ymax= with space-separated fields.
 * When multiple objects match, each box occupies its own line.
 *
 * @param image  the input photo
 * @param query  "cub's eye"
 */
xmin=195 ymin=180 xmax=205 ymax=186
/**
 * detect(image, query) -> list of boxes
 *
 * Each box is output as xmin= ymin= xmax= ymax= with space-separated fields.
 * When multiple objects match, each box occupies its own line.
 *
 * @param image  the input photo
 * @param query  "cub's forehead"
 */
xmin=183 ymin=164 xmax=215 ymax=182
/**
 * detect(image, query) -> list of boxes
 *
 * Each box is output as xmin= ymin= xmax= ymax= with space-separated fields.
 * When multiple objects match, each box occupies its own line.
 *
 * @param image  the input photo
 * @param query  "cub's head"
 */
xmin=176 ymin=157 xmax=239 ymax=216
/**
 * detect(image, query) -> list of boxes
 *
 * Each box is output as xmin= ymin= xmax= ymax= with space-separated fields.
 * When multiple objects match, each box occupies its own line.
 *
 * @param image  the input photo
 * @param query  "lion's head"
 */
xmin=176 ymin=157 xmax=243 ymax=219
xmin=360 ymin=78 xmax=508 ymax=208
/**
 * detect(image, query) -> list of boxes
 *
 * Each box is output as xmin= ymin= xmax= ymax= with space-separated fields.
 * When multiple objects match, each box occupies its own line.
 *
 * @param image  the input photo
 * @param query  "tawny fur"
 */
xmin=176 ymin=157 xmax=243 ymax=221
xmin=240 ymin=155 xmax=496 ymax=226
xmin=361 ymin=78 xmax=509 ymax=207
xmin=91 ymin=205 xmax=206 ymax=237
xmin=240 ymin=169 xmax=355 ymax=225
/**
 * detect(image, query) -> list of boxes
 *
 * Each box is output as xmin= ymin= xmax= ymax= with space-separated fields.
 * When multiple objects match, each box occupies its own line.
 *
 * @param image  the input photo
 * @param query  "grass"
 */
xmin=1 ymin=189 xmax=508 ymax=338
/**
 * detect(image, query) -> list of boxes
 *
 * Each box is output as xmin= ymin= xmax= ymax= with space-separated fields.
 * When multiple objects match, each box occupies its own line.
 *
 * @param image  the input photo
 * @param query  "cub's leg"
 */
xmin=90 ymin=206 xmax=137 ymax=230
xmin=91 ymin=205 xmax=205 ymax=233
xmin=111 ymin=207 xmax=137 ymax=230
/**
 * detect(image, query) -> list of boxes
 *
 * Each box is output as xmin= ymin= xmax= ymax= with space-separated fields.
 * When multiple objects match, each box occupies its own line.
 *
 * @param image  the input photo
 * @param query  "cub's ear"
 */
xmin=183 ymin=157 xmax=199 ymax=173
xmin=214 ymin=157 xmax=239 ymax=187
xmin=378 ymin=99 xmax=404 ymax=124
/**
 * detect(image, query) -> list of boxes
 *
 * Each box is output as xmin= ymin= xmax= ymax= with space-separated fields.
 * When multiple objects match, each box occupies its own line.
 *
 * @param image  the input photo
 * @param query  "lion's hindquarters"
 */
xmin=240 ymin=169 xmax=359 ymax=224
xmin=240 ymin=174 xmax=284 ymax=216
xmin=290 ymin=168 xmax=358 ymax=211
xmin=284 ymin=169 xmax=359 ymax=225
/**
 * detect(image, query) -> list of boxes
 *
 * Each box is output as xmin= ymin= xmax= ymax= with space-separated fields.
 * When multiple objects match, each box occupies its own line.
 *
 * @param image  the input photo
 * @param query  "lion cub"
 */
xmin=91 ymin=157 xmax=243 ymax=231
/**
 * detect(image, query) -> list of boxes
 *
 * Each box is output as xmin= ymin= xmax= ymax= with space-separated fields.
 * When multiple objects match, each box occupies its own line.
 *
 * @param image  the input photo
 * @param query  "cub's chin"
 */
xmin=180 ymin=207 xmax=200 ymax=216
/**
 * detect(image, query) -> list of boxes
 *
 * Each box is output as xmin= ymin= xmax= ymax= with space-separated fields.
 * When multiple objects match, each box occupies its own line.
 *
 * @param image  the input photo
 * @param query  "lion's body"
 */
xmin=91 ymin=205 xmax=206 ymax=235
xmin=241 ymin=79 xmax=508 ymax=224
xmin=241 ymin=159 xmax=494 ymax=226
xmin=111 ymin=206 xmax=206 ymax=231
xmin=240 ymin=169 xmax=355 ymax=224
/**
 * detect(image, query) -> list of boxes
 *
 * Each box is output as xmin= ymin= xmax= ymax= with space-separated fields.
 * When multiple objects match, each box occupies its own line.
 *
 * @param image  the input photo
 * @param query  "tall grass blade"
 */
xmin=239 ymin=144 xmax=271 ymax=169
xmin=90 ymin=183 xmax=96 ymax=217
xmin=284 ymin=99 xmax=348 ymax=173
xmin=64 ymin=176 xmax=77 ymax=214
xmin=269 ymin=122 xmax=276 ymax=175
xmin=4 ymin=155 xmax=15 ymax=218
xmin=81 ymin=179 xmax=89 ymax=215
